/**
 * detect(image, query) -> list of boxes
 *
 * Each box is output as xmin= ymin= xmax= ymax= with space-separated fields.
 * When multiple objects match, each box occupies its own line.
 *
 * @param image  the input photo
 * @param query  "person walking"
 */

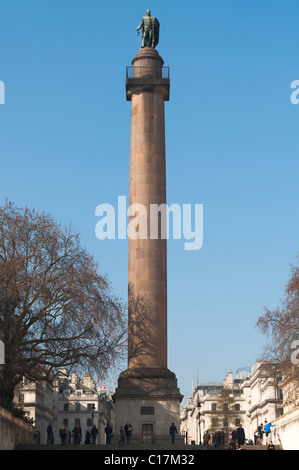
xmin=236 ymin=424 xmax=246 ymax=446
xmin=203 ymin=430 xmax=210 ymax=448
xmin=257 ymin=423 xmax=264 ymax=444
xmin=91 ymin=424 xmax=99 ymax=445
xmin=264 ymin=423 xmax=275 ymax=445
xmin=119 ymin=426 xmax=125 ymax=445
xmin=59 ymin=424 xmax=67 ymax=445
xmin=124 ymin=422 xmax=133 ymax=444
xmin=47 ymin=423 xmax=53 ymax=445
xmin=105 ymin=422 xmax=113 ymax=445
xmin=169 ymin=422 xmax=178 ymax=444
xmin=85 ymin=429 xmax=91 ymax=445
xmin=212 ymin=431 xmax=219 ymax=450
xmin=73 ymin=423 xmax=82 ymax=445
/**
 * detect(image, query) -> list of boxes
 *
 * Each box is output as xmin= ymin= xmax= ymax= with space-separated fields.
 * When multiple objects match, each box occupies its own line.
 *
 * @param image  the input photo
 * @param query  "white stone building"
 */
xmin=14 ymin=377 xmax=55 ymax=444
xmin=13 ymin=369 xmax=115 ymax=445
xmin=53 ymin=369 xmax=115 ymax=445
xmin=180 ymin=362 xmax=285 ymax=446
xmin=180 ymin=371 xmax=247 ymax=445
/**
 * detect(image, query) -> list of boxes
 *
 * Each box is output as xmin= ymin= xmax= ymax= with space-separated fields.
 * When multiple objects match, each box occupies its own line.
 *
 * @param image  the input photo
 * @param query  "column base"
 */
xmin=112 ymin=368 xmax=183 ymax=446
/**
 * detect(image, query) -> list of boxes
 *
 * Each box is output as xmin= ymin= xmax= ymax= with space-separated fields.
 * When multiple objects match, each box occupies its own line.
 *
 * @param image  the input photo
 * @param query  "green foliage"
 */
xmin=0 ymin=400 xmax=34 ymax=424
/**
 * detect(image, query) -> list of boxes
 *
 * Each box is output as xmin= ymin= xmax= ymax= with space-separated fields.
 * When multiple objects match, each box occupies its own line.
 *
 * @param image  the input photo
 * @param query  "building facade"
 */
xmin=180 ymin=362 xmax=284 ymax=446
xmin=180 ymin=371 xmax=247 ymax=445
xmin=14 ymin=377 xmax=55 ymax=444
xmin=14 ymin=369 xmax=115 ymax=445
xmin=53 ymin=369 xmax=115 ymax=445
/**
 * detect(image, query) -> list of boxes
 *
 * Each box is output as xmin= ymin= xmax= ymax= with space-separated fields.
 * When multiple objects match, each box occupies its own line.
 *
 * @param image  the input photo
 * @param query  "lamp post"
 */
xmin=91 ymin=403 xmax=96 ymax=426
xmin=197 ymin=402 xmax=202 ymax=445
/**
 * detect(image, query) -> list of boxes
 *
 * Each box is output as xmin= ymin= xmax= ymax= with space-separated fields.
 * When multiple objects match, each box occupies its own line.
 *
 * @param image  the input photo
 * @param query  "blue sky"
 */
xmin=0 ymin=0 xmax=298 ymax=403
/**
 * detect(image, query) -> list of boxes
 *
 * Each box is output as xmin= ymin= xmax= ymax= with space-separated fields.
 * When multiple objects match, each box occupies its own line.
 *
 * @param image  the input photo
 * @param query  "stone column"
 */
xmin=128 ymin=47 xmax=168 ymax=370
xmin=113 ymin=47 xmax=183 ymax=446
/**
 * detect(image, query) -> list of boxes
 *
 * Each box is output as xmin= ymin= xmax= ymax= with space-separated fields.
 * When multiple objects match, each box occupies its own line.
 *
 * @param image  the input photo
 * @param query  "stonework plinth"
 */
xmin=113 ymin=47 xmax=183 ymax=445
xmin=113 ymin=368 xmax=183 ymax=445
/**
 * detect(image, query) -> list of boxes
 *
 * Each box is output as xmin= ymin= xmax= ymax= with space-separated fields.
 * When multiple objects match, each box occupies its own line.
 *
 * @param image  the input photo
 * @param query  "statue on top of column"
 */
xmin=136 ymin=10 xmax=160 ymax=49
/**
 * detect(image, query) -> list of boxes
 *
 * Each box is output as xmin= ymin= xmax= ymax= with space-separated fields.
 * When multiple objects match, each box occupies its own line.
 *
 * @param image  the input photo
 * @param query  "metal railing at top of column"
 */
xmin=126 ymin=66 xmax=170 ymax=79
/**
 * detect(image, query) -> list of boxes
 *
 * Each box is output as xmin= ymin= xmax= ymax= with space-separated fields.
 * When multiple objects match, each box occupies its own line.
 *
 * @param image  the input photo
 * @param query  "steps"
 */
xmin=15 ymin=443 xmax=281 ymax=451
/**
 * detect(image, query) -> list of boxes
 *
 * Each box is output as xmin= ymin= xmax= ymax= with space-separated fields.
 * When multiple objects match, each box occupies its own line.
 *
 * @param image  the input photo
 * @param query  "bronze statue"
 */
xmin=136 ymin=9 xmax=160 ymax=49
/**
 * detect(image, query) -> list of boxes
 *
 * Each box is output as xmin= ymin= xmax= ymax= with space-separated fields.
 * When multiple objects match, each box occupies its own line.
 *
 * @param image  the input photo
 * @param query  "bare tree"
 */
xmin=210 ymin=387 xmax=242 ymax=443
xmin=0 ymin=201 xmax=126 ymax=402
xmin=256 ymin=254 xmax=299 ymax=404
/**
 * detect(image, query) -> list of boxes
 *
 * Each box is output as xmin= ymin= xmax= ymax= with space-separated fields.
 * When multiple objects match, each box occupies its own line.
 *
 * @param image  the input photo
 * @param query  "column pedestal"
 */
xmin=113 ymin=368 xmax=183 ymax=445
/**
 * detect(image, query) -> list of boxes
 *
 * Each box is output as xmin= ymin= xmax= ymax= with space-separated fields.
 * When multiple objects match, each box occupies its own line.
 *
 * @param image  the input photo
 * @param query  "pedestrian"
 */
xmin=258 ymin=423 xmax=264 ymax=444
xmin=229 ymin=439 xmax=236 ymax=450
xmin=212 ymin=432 xmax=219 ymax=449
xmin=124 ymin=422 xmax=133 ymax=444
xmin=47 ymin=423 xmax=53 ymax=445
xmin=268 ymin=440 xmax=275 ymax=450
xmin=59 ymin=424 xmax=67 ymax=445
xmin=91 ymin=424 xmax=99 ymax=445
xmin=231 ymin=429 xmax=238 ymax=444
xmin=119 ymin=426 xmax=125 ymax=445
xmin=105 ymin=422 xmax=113 ymax=445
xmin=236 ymin=424 xmax=245 ymax=446
xmin=85 ymin=429 xmax=91 ymax=445
xmin=264 ymin=423 xmax=275 ymax=445
xmin=169 ymin=422 xmax=177 ymax=444
xmin=203 ymin=430 xmax=210 ymax=448
xmin=73 ymin=423 xmax=82 ymax=444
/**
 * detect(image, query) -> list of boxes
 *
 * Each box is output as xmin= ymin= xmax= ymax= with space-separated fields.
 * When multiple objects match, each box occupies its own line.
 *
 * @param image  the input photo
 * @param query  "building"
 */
xmin=53 ymin=369 xmax=115 ymax=445
xmin=14 ymin=377 xmax=55 ymax=444
xmin=180 ymin=371 xmax=247 ymax=445
xmin=240 ymin=361 xmax=284 ymax=441
xmin=13 ymin=369 xmax=115 ymax=445
xmin=180 ymin=362 xmax=284 ymax=446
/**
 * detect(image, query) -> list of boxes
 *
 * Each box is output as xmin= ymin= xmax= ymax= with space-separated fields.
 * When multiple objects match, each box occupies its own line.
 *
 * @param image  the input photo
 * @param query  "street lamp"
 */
xmin=197 ymin=402 xmax=202 ymax=445
xmin=91 ymin=403 xmax=96 ymax=426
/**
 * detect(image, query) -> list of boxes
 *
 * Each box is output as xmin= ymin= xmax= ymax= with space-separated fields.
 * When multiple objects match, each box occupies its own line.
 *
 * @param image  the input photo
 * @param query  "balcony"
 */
xmin=126 ymin=66 xmax=170 ymax=79
xmin=125 ymin=66 xmax=170 ymax=101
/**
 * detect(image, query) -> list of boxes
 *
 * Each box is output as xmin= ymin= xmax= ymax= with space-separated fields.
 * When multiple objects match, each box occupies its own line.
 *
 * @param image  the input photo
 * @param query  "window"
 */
xmin=63 ymin=403 xmax=69 ymax=411
xmin=235 ymin=404 xmax=240 ymax=411
xmin=211 ymin=418 xmax=218 ymax=427
xmin=63 ymin=419 xmax=69 ymax=427
xmin=75 ymin=403 xmax=80 ymax=411
xmin=19 ymin=394 xmax=25 ymax=404
xmin=211 ymin=404 xmax=217 ymax=411
xmin=87 ymin=418 xmax=93 ymax=427
xmin=140 ymin=407 xmax=155 ymax=415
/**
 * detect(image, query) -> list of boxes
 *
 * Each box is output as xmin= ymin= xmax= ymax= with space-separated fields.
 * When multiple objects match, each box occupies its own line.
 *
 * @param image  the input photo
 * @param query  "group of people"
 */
xmin=254 ymin=422 xmax=276 ymax=446
xmin=47 ymin=422 xmax=99 ymax=445
xmin=202 ymin=422 xmax=276 ymax=450
xmin=118 ymin=422 xmax=134 ymax=445
xmin=203 ymin=430 xmax=225 ymax=449
xmin=103 ymin=421 xmax=134 ymax=445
